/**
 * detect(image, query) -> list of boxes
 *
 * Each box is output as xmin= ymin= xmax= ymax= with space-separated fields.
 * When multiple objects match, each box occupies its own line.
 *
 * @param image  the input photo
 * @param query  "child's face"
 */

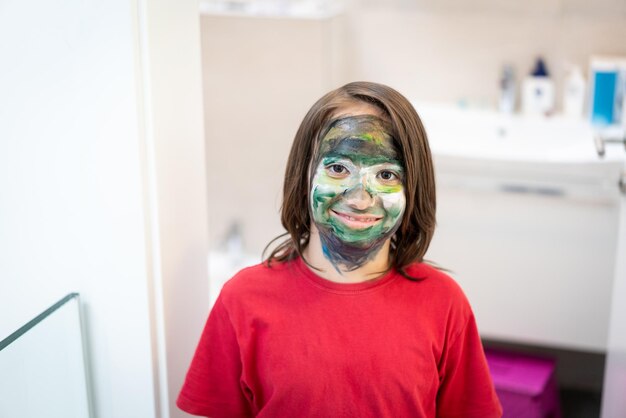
xmin=309 ymin=113 xmax=406 ymax=267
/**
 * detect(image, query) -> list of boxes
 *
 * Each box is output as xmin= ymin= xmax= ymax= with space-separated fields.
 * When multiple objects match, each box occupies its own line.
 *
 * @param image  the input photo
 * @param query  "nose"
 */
xmin=343 ymin=183 xmax=375 ymax=210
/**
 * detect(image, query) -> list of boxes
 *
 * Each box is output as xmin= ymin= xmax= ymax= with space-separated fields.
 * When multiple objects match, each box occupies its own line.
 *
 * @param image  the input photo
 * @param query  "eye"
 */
xmin=325 ymin=164 xmax=349 ymax=178
xmin=378 ymin=170 xmax=399 ymax=182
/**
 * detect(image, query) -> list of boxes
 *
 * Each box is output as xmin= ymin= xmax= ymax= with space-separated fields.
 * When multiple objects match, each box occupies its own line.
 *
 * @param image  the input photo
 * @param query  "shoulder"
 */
xmin=402 ymin=262 xmax=468 ymax=301
xmin=218 ymin=260 xmax=294 ymax=302
xmin=396 ymin=262 xmax=474 ymax=324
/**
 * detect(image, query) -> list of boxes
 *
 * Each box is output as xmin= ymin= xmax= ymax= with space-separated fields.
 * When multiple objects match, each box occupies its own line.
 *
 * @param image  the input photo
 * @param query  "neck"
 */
xmin=302 ymin=224 xmax=393 ymax=283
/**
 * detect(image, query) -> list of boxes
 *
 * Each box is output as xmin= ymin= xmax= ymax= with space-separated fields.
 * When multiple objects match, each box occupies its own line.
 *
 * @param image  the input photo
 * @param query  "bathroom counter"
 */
xmin=414 ymin=102 xmax=625 ymax=164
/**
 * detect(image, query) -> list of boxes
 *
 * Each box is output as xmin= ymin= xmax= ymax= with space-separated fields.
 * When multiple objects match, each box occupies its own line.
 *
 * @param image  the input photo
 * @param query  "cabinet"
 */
xmin=420 ymin=104 xmax=623 ymax=351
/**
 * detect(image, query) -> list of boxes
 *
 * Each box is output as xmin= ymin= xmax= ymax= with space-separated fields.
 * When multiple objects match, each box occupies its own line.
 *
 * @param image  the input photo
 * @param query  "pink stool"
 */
xmin=485 ymin=348 xmax=562 ymax=418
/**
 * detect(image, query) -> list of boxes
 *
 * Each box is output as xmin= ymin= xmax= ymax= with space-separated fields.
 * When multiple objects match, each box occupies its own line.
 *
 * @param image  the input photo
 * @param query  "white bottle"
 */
xmin=563 ymin=65 xmax=586 ymax=118
xmin=499 ymin=64 xmax=516 ymax=114
xmin=522 ymin=57 xmax=555 ymax=116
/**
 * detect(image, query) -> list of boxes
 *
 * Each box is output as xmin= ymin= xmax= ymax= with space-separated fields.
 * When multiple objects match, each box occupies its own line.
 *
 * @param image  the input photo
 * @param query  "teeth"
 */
xmin=331 ymin=210 xmax=379 ymax=223
xmin=345 ymin=215 xmax=376 ymax=222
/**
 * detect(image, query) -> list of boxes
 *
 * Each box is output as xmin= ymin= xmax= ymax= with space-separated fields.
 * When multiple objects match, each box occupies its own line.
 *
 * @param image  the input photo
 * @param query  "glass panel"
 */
xmin=0 ymin=294 xmax=91 ymax=418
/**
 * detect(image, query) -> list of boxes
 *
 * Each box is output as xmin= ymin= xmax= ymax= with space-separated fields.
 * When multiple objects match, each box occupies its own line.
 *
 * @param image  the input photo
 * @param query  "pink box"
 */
xmin=485 ymin=348 xmax=562 ymax=418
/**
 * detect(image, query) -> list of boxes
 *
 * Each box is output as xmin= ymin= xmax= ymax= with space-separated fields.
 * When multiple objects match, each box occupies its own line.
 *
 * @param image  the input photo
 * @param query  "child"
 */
xmin=177 ymin=82 xmax=502 ymax=417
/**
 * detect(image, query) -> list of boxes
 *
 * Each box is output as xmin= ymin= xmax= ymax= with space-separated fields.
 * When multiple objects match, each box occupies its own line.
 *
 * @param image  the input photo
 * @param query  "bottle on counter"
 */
xmin=563 ymin=65 xmax=586 ymax=119
xmin=522 ymin=57 xmax=555 ymax=116
xmin=499 ymin=64 xmax=516 ymax=114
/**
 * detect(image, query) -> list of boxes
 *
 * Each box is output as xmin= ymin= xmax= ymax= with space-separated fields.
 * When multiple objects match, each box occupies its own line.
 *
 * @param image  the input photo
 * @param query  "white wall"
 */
xmin=344 ymin=2 xmax=626 ymax=110
xmin=0 ymin=1 xmax=156 ymax=416
xmin=200 ymin=14 xmax=345 ymax=255
xmin=0 ymin=1 xmax=208 ymax=417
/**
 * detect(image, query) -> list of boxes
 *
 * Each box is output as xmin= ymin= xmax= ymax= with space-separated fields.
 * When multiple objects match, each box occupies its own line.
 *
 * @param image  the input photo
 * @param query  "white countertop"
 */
xmin=413 ymin=102 xmax=626 ymax=164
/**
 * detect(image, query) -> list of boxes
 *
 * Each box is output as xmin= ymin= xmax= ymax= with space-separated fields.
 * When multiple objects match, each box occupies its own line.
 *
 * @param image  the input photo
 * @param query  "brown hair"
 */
xmin=264 ymin=81 xmax=436 ymax=278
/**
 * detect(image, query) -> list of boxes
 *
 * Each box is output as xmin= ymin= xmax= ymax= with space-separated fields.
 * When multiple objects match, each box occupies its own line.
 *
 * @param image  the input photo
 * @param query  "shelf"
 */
xmin=199 ymin=0 xmax=343 ymax=19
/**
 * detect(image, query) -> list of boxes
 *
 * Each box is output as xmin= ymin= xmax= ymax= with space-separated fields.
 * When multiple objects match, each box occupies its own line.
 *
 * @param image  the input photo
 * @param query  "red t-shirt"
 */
xmin=177 ymin=258 xmax=502 ymax=418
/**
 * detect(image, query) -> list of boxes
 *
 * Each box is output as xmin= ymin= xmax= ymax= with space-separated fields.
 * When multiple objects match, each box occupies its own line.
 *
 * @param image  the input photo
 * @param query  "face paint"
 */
xmin=310 ymin=115 xmax=406 ymax=271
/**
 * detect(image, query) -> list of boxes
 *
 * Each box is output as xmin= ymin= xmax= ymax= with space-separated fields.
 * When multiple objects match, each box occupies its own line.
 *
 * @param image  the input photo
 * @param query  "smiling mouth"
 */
xmin=330 ymin=210 xmax=383 ymax=229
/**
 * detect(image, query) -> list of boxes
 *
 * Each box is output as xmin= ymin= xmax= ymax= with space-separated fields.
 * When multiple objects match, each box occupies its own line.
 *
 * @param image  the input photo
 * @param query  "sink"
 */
xmin=414 ymin=102 xmax=624 ymax=163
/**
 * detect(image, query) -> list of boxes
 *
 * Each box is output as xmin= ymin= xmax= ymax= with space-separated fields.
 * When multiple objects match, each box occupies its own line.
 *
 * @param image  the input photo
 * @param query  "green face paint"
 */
xmin=310 ymin=115 xmax=406 ymax=271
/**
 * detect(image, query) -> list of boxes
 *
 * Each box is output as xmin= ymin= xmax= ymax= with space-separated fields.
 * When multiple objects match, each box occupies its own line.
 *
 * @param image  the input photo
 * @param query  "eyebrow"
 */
xmin=321 ymin=152 xmax=403 ymax=168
